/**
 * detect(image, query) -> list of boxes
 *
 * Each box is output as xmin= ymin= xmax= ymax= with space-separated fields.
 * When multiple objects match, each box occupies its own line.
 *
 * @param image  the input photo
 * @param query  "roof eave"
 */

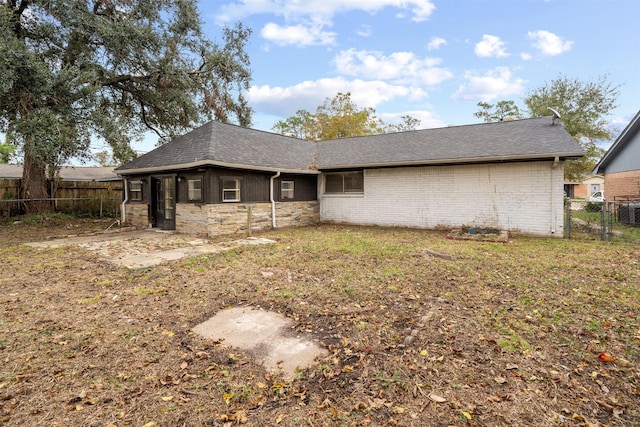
xmin=593 ymin=110 xmax=640 ymax=174
xmin=116 ymin=159 xmax=320 ymax=176
xmin=318 ymin=152 xmax=586 ymax=170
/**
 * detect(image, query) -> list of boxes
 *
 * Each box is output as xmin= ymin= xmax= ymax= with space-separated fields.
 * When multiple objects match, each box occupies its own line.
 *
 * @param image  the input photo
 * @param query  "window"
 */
xmin=129 ymin=180 xmax=143 ymax=201
xmin=222 ymin=178 xmax=240 ymax=202
xmin=281 ymin=180 xmax=294 ymax=200
xmin=324 ymin=171 xmax=364 ymax=194
xmin=187 ymin=178 xmax=202 ymax=202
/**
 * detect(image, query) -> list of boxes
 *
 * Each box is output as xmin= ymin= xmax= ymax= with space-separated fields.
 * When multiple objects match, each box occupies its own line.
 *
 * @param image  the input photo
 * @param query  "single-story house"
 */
xmin=593 ymin=110 xmax=640 ymax=201
xmin=115 ymin=117 xmax=584 ymax=237
xmin=564 ymin=174 xmax=604 ymax=199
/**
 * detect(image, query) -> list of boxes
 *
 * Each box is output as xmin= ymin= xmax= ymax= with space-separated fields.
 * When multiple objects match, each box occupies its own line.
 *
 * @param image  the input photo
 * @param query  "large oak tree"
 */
xmin=0 ymin=0 xmax=252 ymax=212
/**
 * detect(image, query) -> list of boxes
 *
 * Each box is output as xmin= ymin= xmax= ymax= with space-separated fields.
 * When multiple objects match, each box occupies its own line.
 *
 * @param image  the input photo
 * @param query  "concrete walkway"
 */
xmin=25 ymin=229 xmax=276 ymax=268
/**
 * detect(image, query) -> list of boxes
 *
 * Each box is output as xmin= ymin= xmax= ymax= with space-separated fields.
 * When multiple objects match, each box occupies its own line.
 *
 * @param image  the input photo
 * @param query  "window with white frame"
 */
xmin=222 ymin=178 xmax=240 ymax=202
xmin=324 ymin=171 xmax=363 ymax=194
xmin=129 ymin=180 xmax=143 ymax=201
xmin=281 ymin=180 xmax=294 ymax=199
xmin=187 ymin=178 xmax=202 ymax=202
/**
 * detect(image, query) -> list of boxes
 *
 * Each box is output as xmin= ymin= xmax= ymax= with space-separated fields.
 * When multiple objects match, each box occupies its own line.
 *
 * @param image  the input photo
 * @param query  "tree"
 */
xmin=474 ymin=100 xmax=523 ymax=123
xmin=524 ymin=74 xmax=619 ymax=180
xmin=384 ymin=115 xmax=422 ymax=133
xmin=472 ymin=75 xmax=620 ymax=180
xmin=1 ymin=1 xmax=252 ymax=213
xmin=272 ymin=92 xmax=420 ymax=140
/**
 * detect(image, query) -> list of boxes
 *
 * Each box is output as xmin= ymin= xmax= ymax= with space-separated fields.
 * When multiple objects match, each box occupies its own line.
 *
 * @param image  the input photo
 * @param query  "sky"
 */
xmin=181 ymin=0 xmax=638 ymax=148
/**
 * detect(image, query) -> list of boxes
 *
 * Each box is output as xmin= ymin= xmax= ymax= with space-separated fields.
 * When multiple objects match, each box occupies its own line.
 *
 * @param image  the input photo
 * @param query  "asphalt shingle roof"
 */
xmin=115 ymin=117 xmax=584 ymax=174
xmin=115 ymin=121 xmax=317 ymax=174
xmin=316 ymin=117 xmax=584 ymax=168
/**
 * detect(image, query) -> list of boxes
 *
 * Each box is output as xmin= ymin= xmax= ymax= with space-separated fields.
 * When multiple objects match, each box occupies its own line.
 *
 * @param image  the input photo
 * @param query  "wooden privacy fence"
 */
xmin=0 ymin=178 xmax=123 ymax=218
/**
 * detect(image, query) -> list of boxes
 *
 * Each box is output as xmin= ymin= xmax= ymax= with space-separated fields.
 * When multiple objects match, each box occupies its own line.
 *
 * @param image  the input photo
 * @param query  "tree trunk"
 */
xmin=20 ymin=144 xmax=52 ymax=214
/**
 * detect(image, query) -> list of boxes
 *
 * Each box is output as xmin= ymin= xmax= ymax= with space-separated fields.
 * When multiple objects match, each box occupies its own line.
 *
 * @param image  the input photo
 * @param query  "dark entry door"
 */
xmin=152 ymin=176 xmax=176 ymax=230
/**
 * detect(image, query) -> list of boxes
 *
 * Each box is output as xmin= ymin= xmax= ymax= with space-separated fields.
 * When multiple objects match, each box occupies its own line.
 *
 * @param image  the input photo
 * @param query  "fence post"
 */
xmin=600 ymin=201 xmax=606 ymax=241
xmin=564 ymin=198 xmax=571 ymax=238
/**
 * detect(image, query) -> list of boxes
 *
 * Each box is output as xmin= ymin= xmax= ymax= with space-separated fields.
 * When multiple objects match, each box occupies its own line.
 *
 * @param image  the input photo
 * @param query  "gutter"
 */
xmin=121 ymin=178 xmax=129 ymax=224
xmin=270 ymin=171 xmax=281 ymax=228
xmin=115 ymin=160 xmax=319 ymax=176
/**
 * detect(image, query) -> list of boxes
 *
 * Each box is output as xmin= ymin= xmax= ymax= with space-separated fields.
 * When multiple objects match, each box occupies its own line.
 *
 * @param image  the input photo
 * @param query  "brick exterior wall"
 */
xmin=604 ymin=170 xmax=640 ymax=200
xmin=125 ymin=204 xmax=149 ymax=228
xmin=320 ymin=161 xmax=565 ymax=237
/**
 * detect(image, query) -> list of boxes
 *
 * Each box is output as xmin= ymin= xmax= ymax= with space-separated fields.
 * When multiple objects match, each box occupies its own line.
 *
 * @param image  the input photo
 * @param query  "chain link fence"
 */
xmin=565 ymin=197 xmax=640 ymax=244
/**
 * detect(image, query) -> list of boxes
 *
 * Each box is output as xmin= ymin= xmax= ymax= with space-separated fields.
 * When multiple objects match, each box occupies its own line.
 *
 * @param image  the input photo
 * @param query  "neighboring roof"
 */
xmin=593 ymin=110 xmax=640 ymax=174
xmin=116 ymin=117 xmax=584 ymax=175
xmin=115 ymin=121 xmax=318 ymax=175
xmin=0 ymin=164 xmax=119 ymax=181
xmin=316 ymin=117 xmax=584 ymax=169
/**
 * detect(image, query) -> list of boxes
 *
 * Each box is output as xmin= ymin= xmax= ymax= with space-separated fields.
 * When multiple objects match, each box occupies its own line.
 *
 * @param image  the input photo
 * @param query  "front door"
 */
xmin=152 ymin=176 xmax=176 ymax=230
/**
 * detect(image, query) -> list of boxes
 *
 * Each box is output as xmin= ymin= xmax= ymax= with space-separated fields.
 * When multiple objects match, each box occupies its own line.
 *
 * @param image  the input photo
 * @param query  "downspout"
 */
xmin=551 ymin=156 xmax=559 ymax=234
xmin=270 ymin=171 xmax=281 ymax=228
xmin=121 ymin=177 xmax=129 ymax=224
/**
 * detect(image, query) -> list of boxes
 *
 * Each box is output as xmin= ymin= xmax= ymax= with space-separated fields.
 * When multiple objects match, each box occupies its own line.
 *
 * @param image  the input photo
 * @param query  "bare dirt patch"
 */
xmin=1 ymin=216 xmax=639 ymax=426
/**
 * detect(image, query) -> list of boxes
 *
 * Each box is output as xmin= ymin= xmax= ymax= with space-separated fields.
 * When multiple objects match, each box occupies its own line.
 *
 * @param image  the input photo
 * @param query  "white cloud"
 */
xmin=427 ymin=37 xmax=447 ymax=51
xmin=248 ymin=77 xmax=427 ymax=117
xmin=333 ymin=49 xmax=453 ymax=85
xmin=260 ymin=22 xmax=337 ymax=46
xmin=215 ymin=0 xmax=436 ymax=25
xmin=527 ymin=30 xmax=573 ymax=56
xmin=475 ymin=34 xmax=508 ymax=58
xmin=520 ymin=52 xmax=533 ymax=61
xmin=452 ymin=67 xmax=526 ymax=102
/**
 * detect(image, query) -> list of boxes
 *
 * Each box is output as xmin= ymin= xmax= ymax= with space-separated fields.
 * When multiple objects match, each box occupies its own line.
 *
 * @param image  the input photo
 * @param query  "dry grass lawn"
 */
xmin=1 ymin=216 xmax=639 ymax=426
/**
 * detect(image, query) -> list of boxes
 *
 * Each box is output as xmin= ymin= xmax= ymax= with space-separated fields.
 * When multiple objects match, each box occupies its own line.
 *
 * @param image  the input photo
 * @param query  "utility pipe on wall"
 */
xmin=270 ymin=171 xmax=281 ymax=228
xmin=121 ymin=178 xmax=129 ymax=224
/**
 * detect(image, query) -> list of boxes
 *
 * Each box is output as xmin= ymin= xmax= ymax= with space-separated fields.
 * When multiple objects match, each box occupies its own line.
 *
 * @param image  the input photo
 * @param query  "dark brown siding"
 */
xmin=277 ymin=174 xmax=317 ymax=201
xmin=124 ymin=167 xmax=318 ymax=205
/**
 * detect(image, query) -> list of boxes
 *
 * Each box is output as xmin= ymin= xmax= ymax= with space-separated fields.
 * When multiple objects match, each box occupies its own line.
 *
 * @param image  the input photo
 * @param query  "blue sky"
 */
xmin=172 ymin=0 xmax=638 ymax=151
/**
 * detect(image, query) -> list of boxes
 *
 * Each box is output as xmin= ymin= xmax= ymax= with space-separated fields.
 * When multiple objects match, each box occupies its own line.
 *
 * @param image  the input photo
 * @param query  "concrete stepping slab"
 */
xmin=192 ymin=306 xmax=327 ymax=378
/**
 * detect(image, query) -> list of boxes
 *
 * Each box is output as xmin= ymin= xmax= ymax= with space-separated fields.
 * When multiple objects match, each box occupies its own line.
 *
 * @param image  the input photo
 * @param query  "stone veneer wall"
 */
xmin=125 ymin=204 xmax=149 ymax=228
xmin=176 ymin=204 xmax=209 ymax=236
xmin=202 ymin=201 xmax=319 ymax=237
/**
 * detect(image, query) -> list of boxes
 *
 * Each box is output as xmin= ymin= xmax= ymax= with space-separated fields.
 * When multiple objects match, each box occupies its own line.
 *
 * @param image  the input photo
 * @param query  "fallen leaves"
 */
xmin=428 ymin=393 xmax=447 ymax=403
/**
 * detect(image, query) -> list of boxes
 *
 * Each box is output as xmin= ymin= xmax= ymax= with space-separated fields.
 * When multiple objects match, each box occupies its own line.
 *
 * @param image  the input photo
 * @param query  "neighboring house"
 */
xmin=564 ymin=175 xmax=604 ymax=199
xmin=593 ymin=110 xmax=640 ymax=201
xmin=115 ymin=117 xmax=584 ymax=237
xmin=0 ymin=164 xmax=120 ymax=182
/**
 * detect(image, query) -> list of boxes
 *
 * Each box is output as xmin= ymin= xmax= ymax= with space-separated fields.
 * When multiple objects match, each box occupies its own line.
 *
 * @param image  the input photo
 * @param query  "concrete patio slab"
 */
xmin=192 ymin=306 xmax=328 ymax=378
xmin=25 ymin=230 xmax=276 ymax=268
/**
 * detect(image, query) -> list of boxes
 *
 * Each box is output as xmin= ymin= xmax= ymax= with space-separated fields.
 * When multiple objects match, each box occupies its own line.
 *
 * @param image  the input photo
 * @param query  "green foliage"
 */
xmin=272 ymin=92 xmax=420 ymax=140
xmin=585 ymin=202 xmax=603 ymax=213
xmin=0 ymin=143 xmax=14 ymax=163
xmin=474 ymin=100 xmax=523 ymax=123
xmin=472 ymin=74 xmax=620 ymax=180
xmin=524 ymin=74 xmax=619 ymax=180
xmin=0 ymin=0 xmax=253 ymax=204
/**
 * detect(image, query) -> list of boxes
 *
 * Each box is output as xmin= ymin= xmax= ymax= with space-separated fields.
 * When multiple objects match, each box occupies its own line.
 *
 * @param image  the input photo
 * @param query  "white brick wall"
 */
xmin=319 ymin=161 xmax=565 ymax=236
